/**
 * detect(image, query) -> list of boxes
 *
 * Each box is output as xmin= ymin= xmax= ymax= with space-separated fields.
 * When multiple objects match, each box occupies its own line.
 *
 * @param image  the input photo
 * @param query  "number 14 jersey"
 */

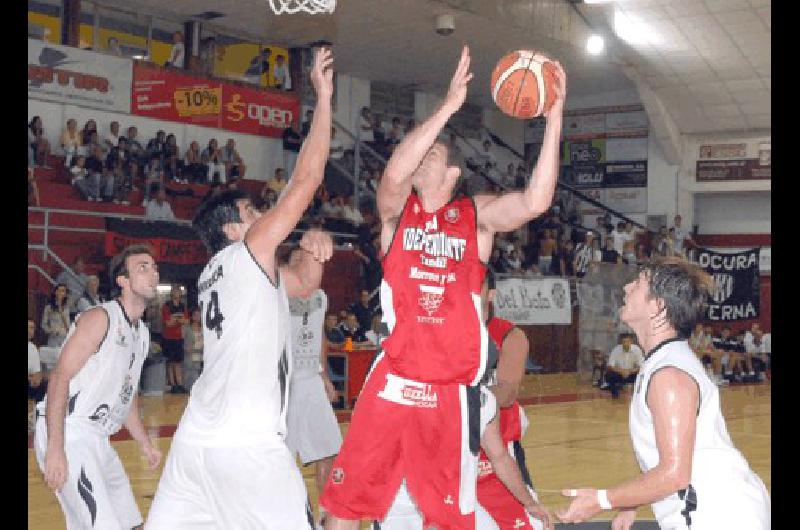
xmin=174 ymin=241 xmax=292 ymax=447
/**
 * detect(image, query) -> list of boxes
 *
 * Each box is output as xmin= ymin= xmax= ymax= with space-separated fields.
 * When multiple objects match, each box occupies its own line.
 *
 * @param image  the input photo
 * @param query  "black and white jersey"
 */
xmin=37 ymin=301 xmax=149 ymax=437
xmin=289 ymin=289 xmax=327 ymax=380
xmin=175 ymin=242 xmax=292 ymax=446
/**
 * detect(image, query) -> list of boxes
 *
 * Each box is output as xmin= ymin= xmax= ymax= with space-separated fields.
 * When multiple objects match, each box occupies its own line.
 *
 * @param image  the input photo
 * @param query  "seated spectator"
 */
xmin=610 ymin=221 xmax=633 ymax=256
xmin=163 ymin=133 xmax=185 ymax=183
xmin=165 ymin=31 xmax=185 ymax=68
xmin=106 ymin=36 xmax=122 ymax=56
xmin=372 ymin=114 xmax=386 ymax=148
xmin=103 ymin=120 xmax=121 ymax=151
xmin=538 ymin=229 xmax=557 ymax=274
xmin=267 ymin=167 xmax=288 ymax=195
xmin=182 ymin=308 xmax=204 ymax=390
xmin=145 ymin=186 xmax=176 ymax=221
xmin=712 ymin=326 xmax=748 ymax=381
xmin=489 ymin=246 xmax=508 ymax=274
xmin=689 ymin=323 xmax=723 ymax=384
xmin=272 ymin=53 xmax=291 ymax=90
xmin=219 ymin=139 xmax=246 ymax=181
xmin=80 ymin=119 xmax=98 ymax=146
xmin=404 ymin=118 xmax=416 ymax=135
xmin=105 ymin=138 xmax=132 ymax=204
xmin=147 ymin=130 xmax=167 ymax=161
xmin=337 ymin=311 xmax=369 ymax=344
xmin=75 ymin=274 xmax=106 ymax=314
xmin=60 ymin=118 xmax=82 ymax=167
xmin=635 ymin=242 xmax=650 ymax=265
xmin=282 ymin=120 xmax=303 ymax=177
xmin=143 ymin=155 xmax=165 ymax=204
xmin=301 ymin=109 xmax=313 ymax=138
xmin=744 ymin=324 xmax=768 ymax=380
xmin=29 ymin=116 xmax=52 ymax=168
xmin=201 ymin=139 xmax=227 ymax=184
xmin=256 ymin=184 xmax=279 ymax=212
xmin=357 ymin=107 xmax=374 ymax=144
xmin=69 ymin=155 xmax=99 ymax=201
xmin=505 ymin=244 xmax=523 ymax=273
xmin=554 ymin=239 xmax=575 ymax=277
xmin=603 ymin=334 xmax=643 ymax=399
xmin=28 ymin=318 xmax=47 ymax=403
xmin=386 ymin=117 xmax=404 ymax=153
xmin=348 ymin=289 xmax=377 ymax=333
xmin=600 ymin=237 xmax=622 ymax=264
xmin=183 ymin=141 xmax=206 ymax=183
xmin=325 ymin=313 xmax=345 ymax=344
xmin=329 ymin=127 xmax=344 ymax=160
xmin=125 ymin=126 xmax=147 ymax=168
xmin=55 ymin=256 xmax=88 ymax=315
xmin=364 ymin=311 xmax=385 ymax=347
xmin=573 ymin=231 xmax=595 ymax=278
xmin=42 ymin=283 xmax=71 ymax=347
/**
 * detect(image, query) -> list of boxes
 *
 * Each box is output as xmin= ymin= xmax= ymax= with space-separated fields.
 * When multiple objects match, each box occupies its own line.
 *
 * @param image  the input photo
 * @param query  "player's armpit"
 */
xmin=494 ymin=327 xmax=528 ymax=407
xmin=51 ymin=307 xmax=109 ymax=383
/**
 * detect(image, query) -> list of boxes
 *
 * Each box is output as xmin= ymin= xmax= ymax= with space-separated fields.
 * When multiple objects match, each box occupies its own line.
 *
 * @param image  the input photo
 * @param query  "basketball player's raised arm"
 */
xmin=245 ymin=47 xmax=334 ymax=267
xmin=475 ymin=62 xmax=566 ymax=234
xmin=482 ymin=417 xmax=554 ymax=530
xmin=557 ymin=367 xmax=698 ymax=524
xmin=43 ymin=307 xmax=109 ymax=492
xmin=492 ymin=327 xmax=528 ymax=408
xmin=377 ymin=45 xmax=473 ymax=222
xmin=280 ymin=233 xmax=332 ymax=298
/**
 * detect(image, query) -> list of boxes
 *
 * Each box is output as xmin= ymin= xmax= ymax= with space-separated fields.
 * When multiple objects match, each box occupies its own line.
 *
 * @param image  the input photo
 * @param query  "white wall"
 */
xmin=694 ymin=192 xmax=771 ymax=235
xmin=29 ymin=99 xmax=284 ymax=181
xmin=647 ymin=129 xmax=680 ymax=222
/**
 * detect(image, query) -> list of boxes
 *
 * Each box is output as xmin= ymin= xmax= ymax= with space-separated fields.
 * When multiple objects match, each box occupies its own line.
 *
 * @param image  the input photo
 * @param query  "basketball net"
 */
xmin=268 ymin=0 xmax=336 ymax=15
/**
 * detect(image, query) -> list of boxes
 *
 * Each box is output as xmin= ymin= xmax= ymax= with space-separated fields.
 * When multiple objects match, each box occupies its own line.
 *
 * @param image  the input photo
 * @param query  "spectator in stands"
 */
xmin=610 ymin=221 xmax=632 ymax=256
xmin=257 ymin=186 xmax=279 ymax=212
xmin=80 ymin=119 xmax=98 ymax=145
xmin=103 ymin=121 xmax=121 ymax=151
xmin=60 ymin=118 xmax=82 ymax=168
xmin=145 ymin=186 xmax=176 ymax=221
xmin=162 ymin=285 xmax=189 ymax=394
xmin=489 ymin=246 xmax=508 ymax=274
xmin=162 ymin=133 xmax=184 ymax=183
xmin=220 ymin=138 xmax=246 ymax=181
xmin=358 ymin=107 xmax=374 ymax=144
xmin=244 ymin=47 xmax=271 ymax=84
xmin=404 ymin=118 xmax=416 ymax=135
xmin=601 ymin=237 xmax=623 ymax=264
xmin=282 ymin=119 xmax=303 ymax=177
xmin=635 ymin=242 xmax=650 ymax=265
xmin=301 ymin=109 xmax=314 ymax=137
xmin=105 ymin=149 xmax=131 ymax=205
xmin=75 ymin=274 xmax=106 ymax=314
xmin=386 ymin=117 xmax=404 ymax=153
xmin=29 ymin=116 xmax=52 ymax=168
xmin=182 ymin=308 xmax=204 ymax=390
xmin=272 ymin=53 xmax=291 ymax=90
xmin=267 ymin=167 xmax=288 ymax=195
xmin=28 ymin=167 xmax=40 ymax=207
xmin=348 ymin=289 xmax=377 ymax=333
xmin=42 ymin=283 xmax=71 ymax=347
xmin=372 ymin=114 xmax=386 ymax=148
xmin=325 ymin=313 xmax=345 ymax=344
xmin=744 ymin=323 xmax=768 ymax=381
xmin=329 ymin=127 xmax=344 ymax=160
xmin=505 ymin=245 xmax=523 ymax=273
xmin=183 ymin=141 xmax=206 ymax=183
xmin=337 ymin=311 xmax=369 ymax=344
xmin=364 ymin=311 xmax=385 ymax=347
xmin=515 ymin=164 xmax=527 ymax=188
xmin=555 ymin=239 xmax=575 ymax=277
xmin=147 ymin=130 xmax=167 ymax=162
xmin=69 ymin=155 xmax=99 ymax=202
xmin=621 ymin=222 xmax=638 ymax=264
xmin=28 ymin=318 xmax=47 ymax=403
xmin=106 ymin=36 xmax=122 ymax=56
xmin=143 ymin=155 xmax=165 ymax=204
xmin=591 ymin=236 xmax=603 ymax=263
xmin=603 ymin=333 xmax=644 ymax=399
xmin=165 ymin=31 xmax=185 ymax=68
xmin=55 ymin=256 xmax=88 ymax=315
xmin=573 ymin=231 xmax=595 ymax=278
xmin=652 ymin=226 xmax=670 ymax=257
xmin=538 ymin=229 xmax=557 ymax=275
xmin=500 ymin=163 xmax=515 ymax=189
xmin=201 ymin=139 xmax=226 ymax=184
xmin=671 ymin=214 xmax=694 ymax=257
xmin=198 ymin=36 xmax=221 ymax=76
xmin=689 ymin=322 xmax=723 ymax=384
xmin=712 ymin=326 xmax=747 ymax=382
xmin=122 ymin=127 xmax=145 ymax=173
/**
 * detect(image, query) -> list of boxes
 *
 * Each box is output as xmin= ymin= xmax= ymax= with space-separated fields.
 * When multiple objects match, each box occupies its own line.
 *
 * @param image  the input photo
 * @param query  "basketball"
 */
xmin=491 ymin=50 xmax=559 ymax=119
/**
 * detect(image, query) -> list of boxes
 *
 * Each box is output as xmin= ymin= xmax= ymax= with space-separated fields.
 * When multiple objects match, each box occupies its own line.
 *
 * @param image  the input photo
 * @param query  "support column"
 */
xmin=61 ymin=0 xmax=81 ymax=47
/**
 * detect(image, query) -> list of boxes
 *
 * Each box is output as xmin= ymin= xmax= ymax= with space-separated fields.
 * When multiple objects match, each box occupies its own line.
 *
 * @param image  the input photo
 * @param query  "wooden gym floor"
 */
xmin=28 ymin=374 xmax=771 ymax=528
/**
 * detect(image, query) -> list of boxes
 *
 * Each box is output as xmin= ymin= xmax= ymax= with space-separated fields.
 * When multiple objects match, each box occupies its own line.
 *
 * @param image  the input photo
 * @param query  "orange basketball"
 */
xmin=491 ymin=50 xmax=559 ymax=119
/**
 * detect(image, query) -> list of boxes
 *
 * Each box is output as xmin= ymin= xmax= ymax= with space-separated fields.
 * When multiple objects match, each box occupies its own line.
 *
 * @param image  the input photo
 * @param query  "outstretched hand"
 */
xmin=525 ymin=501 xmax=555 ymax=530
xmin=557 ymin=488 xmax=603 ymax=524
xmin=543 ymin=58 xmax=566 ymax=119
xmin=443 ymin=45 xmax=474 ymax=114
xmin=310 ymin=46 xmax=335 ymax=100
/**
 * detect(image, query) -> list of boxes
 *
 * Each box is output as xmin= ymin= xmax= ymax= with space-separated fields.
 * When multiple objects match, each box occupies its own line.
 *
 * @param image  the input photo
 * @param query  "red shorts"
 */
xmin=319 ymin=355 xmax=482 ymax=529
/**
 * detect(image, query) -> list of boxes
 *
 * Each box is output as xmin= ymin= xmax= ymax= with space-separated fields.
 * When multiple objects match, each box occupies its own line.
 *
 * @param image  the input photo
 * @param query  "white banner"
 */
xmin=28 ymin=38 xmax=132 ymax=112
xmin=759 ymin=247 xmax=770 ymax=274
xmin=606 ymin=137 xmax=648 ymax=162
xmin=563 ymin=113 xmax=606 ymax=139
xmin=606 ymin=110 xmax=649 ymax=132
xmin=602 ymin=187 xmax=648 ymax=213
xmin=493 ymin=277 xmax=572 ymax=325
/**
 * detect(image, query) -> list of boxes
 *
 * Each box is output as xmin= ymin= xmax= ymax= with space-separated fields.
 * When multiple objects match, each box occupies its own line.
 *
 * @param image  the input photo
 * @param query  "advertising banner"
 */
xmin=604 ymin=161 xmax=648 ymax=187
xmin=606 ymin=137 xmax=648 ymax=162
xmin=493 ymin=277 xmax=572 ymax=325
xmin=697 ymin=247 xmax=760 ymax=321
xmin=28 ymin=38 xmax=132 ymax=112
xmin=220 ymin=82 xmax=300 ymax=138
xmin=602 ymin=187 xmax=648 ymax=213
xmin=696 ymin=159 xmax=771 ymax=181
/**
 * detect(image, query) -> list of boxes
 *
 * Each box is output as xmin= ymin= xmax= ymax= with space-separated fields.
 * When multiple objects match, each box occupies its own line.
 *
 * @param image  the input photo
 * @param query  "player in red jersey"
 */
xmin=322 ymin=44 xmax=566 ymax=530
xmin=478 ymin=269 xmax=544 ymax=530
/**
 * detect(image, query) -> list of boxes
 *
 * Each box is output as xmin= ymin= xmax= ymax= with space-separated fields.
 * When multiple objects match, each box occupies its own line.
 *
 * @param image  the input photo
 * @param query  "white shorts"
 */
xmin=145 ymin=439 xmax=313 ymax=530
xmin=33 ymin=416 xmax=142 ymax=530
xmin=285 ymin=375 xmax=343 ymax=465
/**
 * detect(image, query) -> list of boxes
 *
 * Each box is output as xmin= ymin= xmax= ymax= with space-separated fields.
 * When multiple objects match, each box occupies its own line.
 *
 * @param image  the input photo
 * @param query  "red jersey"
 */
xmin=161 ymin=302 xmax=187 ymax=340
xmin=380 ymin=192 xmax=488 ymax=385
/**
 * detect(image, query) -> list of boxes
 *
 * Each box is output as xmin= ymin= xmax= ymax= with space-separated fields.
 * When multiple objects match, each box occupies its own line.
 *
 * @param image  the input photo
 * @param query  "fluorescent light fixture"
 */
xmin=587 ymin=35 xmax=605 ymax=54
xmin=613 ymin=8 xmax=662 ymax=45
xmin=132 ymin=55 xmax=145 ymax=60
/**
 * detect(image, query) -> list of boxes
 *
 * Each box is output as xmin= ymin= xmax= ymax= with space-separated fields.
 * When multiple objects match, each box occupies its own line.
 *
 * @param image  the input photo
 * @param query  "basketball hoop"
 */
xmin=268 ymin=0 xmax=336 ymax=15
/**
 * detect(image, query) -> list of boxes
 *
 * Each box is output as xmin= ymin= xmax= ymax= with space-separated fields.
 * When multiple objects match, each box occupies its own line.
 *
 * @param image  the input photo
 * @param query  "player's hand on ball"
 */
xmin=299 ymin=229 xmax=334 ymax=263
xmin=612 ymin=508 xmax=637 ymax=530
xmin=525 ymin=502 xmax=555 ymax=530
xmin=543 ymin=60 xmax=566 ymax=119
xmin=140 ymin=441 xmax=162 ymax=470
xmin=444 ymin=45 xmax=473 ymax=114
xmin=310 ymin=46 xmax=335 ymax=100
xmin=44 ymin=447 xmax=68 ymax=492
xmin=557 ymin=488 xmax=602 ymax=523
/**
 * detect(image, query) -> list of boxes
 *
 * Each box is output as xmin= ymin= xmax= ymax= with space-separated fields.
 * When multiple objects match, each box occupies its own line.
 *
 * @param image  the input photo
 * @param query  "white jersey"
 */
xmin=36 ymin=301 xmax=149 ymax=437
xmin=630 ymin=339 xmax=768 ymax=528
xmin=288 ymin=289 xmax=327 ymax=380
xmin=175 ymin=241 xmax=292 ymax=447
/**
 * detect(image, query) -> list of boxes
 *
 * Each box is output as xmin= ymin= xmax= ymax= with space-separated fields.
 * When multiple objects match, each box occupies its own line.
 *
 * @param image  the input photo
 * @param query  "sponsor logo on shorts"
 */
xmin=331 ymin=467 xmax=345 ymax=485
xmin=478 ymin=459 xmax=494 ymax=478
xmin=400 ymin=384 xmax=438 ymax=408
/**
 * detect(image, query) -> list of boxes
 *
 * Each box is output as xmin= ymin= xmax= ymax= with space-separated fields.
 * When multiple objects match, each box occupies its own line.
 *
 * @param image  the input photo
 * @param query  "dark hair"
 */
xmin=49 ymin=283 xmax=68 ymax=308
xmin=640 ymin=256 xmax=714 ymax=338
xmin=29 ymin=116 xmax=42 ymax=131
xmin=110 ymin=244 xmax=155 ymax=285
xmin=193 ymin=189 xmax=250 ymax=254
